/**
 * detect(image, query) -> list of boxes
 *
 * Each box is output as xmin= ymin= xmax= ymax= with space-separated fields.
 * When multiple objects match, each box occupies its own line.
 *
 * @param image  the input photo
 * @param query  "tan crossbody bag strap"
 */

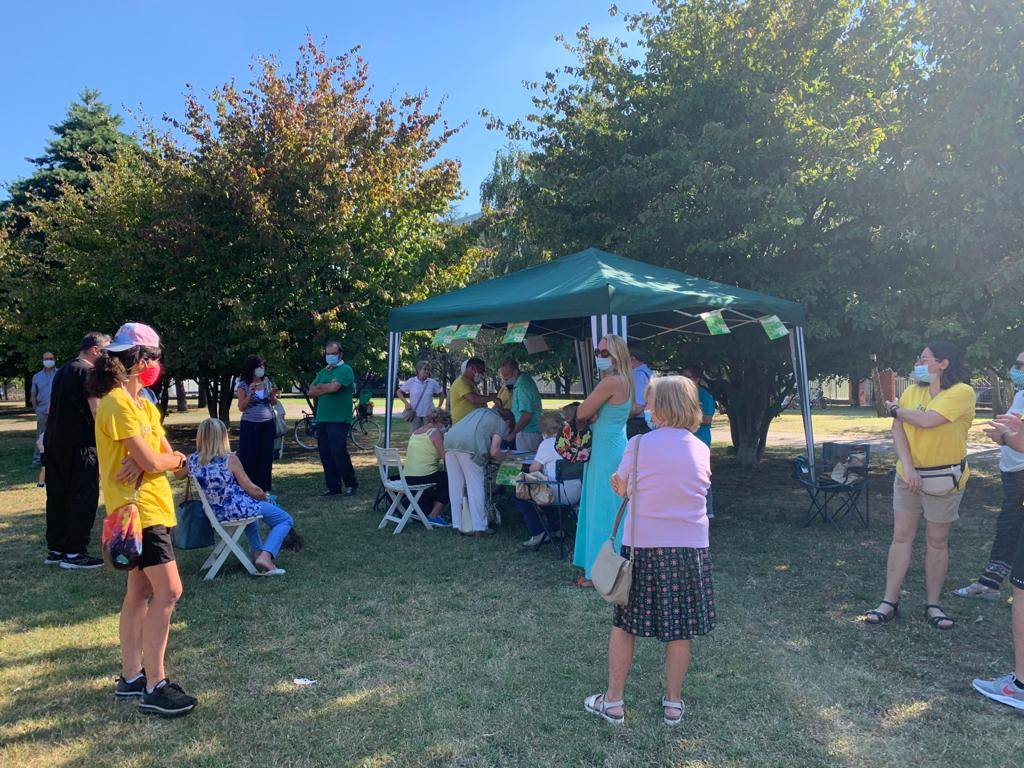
xmin=608 ymin=434 xmax=641 ymax=560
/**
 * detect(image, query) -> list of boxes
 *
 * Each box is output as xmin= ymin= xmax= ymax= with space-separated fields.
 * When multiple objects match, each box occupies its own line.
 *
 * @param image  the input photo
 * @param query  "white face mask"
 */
xmin=42 ymin=359 xmax=55 ymax=369
xmin=254 ymin=367 xmax=266 ymax=379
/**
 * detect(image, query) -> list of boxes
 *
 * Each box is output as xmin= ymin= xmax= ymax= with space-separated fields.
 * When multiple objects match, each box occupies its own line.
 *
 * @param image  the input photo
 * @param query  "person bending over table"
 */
xmin=444 ymin=406 xmax=515 ymax=537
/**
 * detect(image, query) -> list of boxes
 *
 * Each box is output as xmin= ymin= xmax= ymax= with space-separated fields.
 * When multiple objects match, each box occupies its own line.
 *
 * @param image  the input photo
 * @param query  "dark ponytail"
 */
xmin=86 ymin=347 xmax=141 ymax=398
xmin=927 ymin=340 xmax=970 ymax=389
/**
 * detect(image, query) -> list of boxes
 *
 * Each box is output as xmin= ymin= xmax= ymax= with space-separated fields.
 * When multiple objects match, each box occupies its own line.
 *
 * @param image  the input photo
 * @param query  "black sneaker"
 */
xmin=59 ymin=553 xmax=104 ymax=570
xmin=343 ymin=487 xmax=357 ymax=497
xmin=44 ymin=550 xmax=64 ymax=565
xmin=138 ymin=680 xmax=197 ymax=718
xmin=320 ymin=490 xmax=342 ymax=497
xmin=114 ymin=670 xmax=147 ymax=700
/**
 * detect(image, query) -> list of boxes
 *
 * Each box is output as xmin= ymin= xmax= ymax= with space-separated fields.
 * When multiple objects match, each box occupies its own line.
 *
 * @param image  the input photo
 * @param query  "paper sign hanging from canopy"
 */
xmin=452 ymin=323 xmax=482 ymax=341
xmin=759 ymin=315 xmax=790 ymax=340
xmin=432 ymin=325 xmax=458 ymax=346
xmin=503 ymin=321 xmax=530 ymax=344
xmin=700 ymin=310 xmax=731 ymax=336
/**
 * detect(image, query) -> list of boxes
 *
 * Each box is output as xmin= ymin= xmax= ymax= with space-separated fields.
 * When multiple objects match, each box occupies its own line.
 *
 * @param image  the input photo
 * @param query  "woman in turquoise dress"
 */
xmin=573 ymin=333 xmax=634 ymax=587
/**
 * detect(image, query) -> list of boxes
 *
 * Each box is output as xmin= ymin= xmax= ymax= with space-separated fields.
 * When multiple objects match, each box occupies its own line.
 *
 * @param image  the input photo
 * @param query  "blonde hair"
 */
xmin=602 ymin=334 xmax=635 ymax=405
xmin=647 ymin=376 xmax=702 ymax=432
xmin=538 ymin=410 xmax=565 ymax=438
xmin=195 ymin=417 xmax=231 ymax=465
xmin=425 ymin=407 xmax=451 ymax=428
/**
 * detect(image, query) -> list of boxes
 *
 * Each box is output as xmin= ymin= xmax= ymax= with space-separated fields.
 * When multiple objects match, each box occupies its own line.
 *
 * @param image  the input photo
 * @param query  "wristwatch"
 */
xmin=1000 ymin=432 xmax=1009 ymax=446
xmin=888 ymin=404 xmax=899 ymax=419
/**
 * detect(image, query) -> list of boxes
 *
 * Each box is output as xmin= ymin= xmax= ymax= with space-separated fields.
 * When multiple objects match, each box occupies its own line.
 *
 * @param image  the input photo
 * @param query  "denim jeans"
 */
xmin=980 ymin=470 xmax=1024 ymax=588
xmin=515 ymin=498 xmax=561 ymax=536
xmin=246 ymin=501 xmax=293 ymax=558
xmin=317 ymin=421 xmax=358 ymax=493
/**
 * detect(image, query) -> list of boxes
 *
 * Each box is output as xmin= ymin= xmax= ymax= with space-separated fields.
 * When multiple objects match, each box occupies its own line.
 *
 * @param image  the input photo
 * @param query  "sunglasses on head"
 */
xmin=594 ymin=349 xmax=611 ymax=358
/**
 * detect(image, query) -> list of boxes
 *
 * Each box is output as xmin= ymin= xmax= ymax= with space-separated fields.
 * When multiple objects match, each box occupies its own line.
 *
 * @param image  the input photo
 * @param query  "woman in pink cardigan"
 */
xmin=584 ymin=375 xmax=714 ymax=727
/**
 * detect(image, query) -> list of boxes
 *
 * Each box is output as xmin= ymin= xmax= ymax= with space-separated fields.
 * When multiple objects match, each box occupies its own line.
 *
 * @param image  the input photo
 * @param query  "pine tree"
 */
xmin=3 ymin=88 xmax=134 ymax=231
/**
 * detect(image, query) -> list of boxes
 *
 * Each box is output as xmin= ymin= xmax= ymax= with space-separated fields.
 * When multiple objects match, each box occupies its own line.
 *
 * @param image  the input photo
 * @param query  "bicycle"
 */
xmin=292 ymin=385 xmax=382 ymax=453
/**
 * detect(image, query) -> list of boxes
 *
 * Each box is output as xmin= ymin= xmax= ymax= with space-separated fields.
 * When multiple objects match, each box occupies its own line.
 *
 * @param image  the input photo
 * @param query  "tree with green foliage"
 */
xmin=14 ymin=39 xmax=470 ymax=422
xmin=846 ymin=0 xmax=1024 ymax=398
xmin=0 ymin=89 xmax=136 ymax=398
xmin=490 ymin=0 xmax=918 ymax=464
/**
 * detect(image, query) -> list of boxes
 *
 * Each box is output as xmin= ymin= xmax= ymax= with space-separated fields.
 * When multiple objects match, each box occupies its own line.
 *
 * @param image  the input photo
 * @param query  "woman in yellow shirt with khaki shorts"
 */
xmin=88 ymin=323 xmax=197 ymax=718
xmin=864 ymin=341 xmax=975 ymax=630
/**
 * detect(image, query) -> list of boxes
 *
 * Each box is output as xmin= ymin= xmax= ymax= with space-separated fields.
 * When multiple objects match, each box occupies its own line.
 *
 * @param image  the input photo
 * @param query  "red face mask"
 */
xmin=138 ymin=362 xmax=162 ymax=387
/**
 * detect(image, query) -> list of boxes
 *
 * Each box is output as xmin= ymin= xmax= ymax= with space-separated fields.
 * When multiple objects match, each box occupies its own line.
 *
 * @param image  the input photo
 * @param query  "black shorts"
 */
xmin=136 ymin=525 xmax=176 ymax=570
xmin=1011 ymin=525 xmax=1024 ymax=590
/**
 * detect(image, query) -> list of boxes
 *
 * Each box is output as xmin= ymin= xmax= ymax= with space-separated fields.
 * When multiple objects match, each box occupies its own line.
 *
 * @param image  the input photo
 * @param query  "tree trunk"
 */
xmin=870 ymin=367 xmax=888 ymax=417
xmin=203 ymin=378 xmax=218 ymax=419
xmin=848 ymin=371 xmax=861 ymax=407
xmin=23 ymin=372 xmax=31 ymax=409
xmin=988 ymin=368 xmax=1005 ymax=415
xmin=712 ymin=358 xmax=791 ymax=469
xmin=158 ymin=382 xmax=170 ymax=418
xmin=197 ymin=378 xmax=208 ymax=410
xmin=175 ymin=379 xmax=188 ymax=413
xmin=217 ymin=373 xmax=234 ymax=424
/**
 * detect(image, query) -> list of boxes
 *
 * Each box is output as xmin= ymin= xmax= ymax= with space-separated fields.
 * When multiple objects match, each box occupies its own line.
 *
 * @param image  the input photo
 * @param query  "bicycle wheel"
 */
xmin=294 ymin=417 xmax=318 ymax=451
xmin=348 ymin=417 xmax=382 ymax=452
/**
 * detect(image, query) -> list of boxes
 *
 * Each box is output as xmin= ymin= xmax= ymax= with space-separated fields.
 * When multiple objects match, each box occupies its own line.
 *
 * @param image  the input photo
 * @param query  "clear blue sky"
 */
xmin=2 ymin=0 xmax=647 ymax=214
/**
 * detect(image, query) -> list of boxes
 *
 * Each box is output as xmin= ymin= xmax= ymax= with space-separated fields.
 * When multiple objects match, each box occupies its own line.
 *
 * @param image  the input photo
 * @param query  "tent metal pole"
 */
xmin=794 ymin=326 xmax=816 ymax=480
xmin=620 ymin=315 xmax=628 ymax=342
xmin=384 ymin=332 xmax=400 ymax=448
xmin=590 ymin=316 xmax=599 ymax=349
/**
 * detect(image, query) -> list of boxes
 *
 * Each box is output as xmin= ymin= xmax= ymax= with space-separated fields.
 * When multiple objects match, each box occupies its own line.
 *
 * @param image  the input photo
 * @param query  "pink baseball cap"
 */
xmin=106 ymin=322 xmax=161 ymax=352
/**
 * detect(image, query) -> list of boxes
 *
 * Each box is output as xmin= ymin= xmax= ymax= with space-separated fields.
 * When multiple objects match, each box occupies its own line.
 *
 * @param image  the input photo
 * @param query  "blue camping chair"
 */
xmin=792 ymin=442 xmax=871 ymax=530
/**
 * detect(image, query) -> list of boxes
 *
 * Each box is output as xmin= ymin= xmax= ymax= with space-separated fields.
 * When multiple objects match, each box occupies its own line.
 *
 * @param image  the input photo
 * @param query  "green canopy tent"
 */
xmin=386 ymin=248 xmax=815 ymax=466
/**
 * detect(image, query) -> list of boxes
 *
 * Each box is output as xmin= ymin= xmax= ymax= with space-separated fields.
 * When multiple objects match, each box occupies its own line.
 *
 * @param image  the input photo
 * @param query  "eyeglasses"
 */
xmin=142 ymin=351 xmax=162 ymax=362
xmin=594 ymin=349 xmax=611 ymax=359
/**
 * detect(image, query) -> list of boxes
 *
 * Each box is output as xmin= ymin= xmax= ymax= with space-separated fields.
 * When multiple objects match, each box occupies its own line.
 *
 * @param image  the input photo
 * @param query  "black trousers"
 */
xmin=980 ymin=470 xmax=1024 ymax=588
xmin=238 ymin=419 xmax=275 ymax=492
xmin=405 ymin=471 xmax=449 ymax=511
xmin=317 ymin=422 xmax=358 ymax=492
xmin=45 ymin=446 xmax=100 ymax=555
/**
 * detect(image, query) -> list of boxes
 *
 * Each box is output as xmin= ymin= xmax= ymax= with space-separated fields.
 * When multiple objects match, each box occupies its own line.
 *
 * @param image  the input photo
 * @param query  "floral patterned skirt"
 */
xmin=613 ymin=546 xmax=715 ymax=642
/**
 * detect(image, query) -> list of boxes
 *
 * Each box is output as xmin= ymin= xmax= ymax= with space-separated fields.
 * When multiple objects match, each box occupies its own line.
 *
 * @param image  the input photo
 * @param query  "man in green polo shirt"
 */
xmin=308 ymin=341 xmax=358 ymax=496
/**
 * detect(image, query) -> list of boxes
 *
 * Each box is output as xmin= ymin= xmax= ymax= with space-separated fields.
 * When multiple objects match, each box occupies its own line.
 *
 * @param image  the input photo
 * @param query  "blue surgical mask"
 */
xmin=1011 ymin=367 xmax=1024 ymax=389
xmin=912 ymin=364 xmax=933 ymax=384
xmin=595 ymin=357 xmax=613 ymax=372
xmin=325 ymin=354 xmax=340 ymax=366
xmin=643 ymin=409 xmax=656 ymax=430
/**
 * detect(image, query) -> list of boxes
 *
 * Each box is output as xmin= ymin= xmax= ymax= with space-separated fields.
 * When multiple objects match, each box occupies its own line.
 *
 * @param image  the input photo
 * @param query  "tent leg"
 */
xmin=790 ymin=326 xmax=816 ymax=480
xmin=576 ymin=338 xmax=594 ymax=396
xmin=385 ymin=332 xmax=401 ymax=448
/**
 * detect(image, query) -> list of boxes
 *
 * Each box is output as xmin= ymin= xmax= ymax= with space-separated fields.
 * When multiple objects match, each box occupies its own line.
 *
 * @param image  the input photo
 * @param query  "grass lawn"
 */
xmin=1 ymin=403 xmax=1021 ymax=767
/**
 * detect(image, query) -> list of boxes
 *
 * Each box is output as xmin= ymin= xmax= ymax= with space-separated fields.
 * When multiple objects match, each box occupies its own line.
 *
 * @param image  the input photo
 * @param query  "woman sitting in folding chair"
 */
xmin=180 ymin=418 xmax=293 ymax=576
xmin=404 ymin=407 xmax=452 ymax=526
xmin=515 ymin=411 xmax=583 ymax=547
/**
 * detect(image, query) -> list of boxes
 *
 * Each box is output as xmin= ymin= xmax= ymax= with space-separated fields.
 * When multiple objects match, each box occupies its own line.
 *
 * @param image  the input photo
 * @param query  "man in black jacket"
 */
xmin=43 ymin=331 xmax=109 ymax=569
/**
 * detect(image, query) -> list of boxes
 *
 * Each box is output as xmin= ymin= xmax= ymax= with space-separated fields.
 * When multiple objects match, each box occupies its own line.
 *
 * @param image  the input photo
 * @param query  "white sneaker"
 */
xmin=521 ymin=533 xmax=547 ymax=547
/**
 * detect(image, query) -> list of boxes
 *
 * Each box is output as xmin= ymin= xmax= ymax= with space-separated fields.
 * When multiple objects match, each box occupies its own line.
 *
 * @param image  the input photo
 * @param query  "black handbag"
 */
xmin=173 ymin=477 xmax=214 ymax=550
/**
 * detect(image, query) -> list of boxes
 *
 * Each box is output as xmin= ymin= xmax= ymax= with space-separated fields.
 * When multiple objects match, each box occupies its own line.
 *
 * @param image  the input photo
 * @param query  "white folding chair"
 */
xmin=194 ymin=481 xmax=262 ymax=580
xmin=375 ymin=446 xmax=435 ymax=535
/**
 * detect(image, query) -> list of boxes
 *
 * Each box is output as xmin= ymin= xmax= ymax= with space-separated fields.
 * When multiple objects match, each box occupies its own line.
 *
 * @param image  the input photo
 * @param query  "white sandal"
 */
xmin=662 ymin=698 xmax=684 ymax=726
xmin=584 ymin=693 xmax=625 ymax=725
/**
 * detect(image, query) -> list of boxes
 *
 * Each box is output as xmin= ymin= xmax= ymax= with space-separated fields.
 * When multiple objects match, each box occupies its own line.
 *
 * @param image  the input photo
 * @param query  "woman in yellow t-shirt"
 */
xmin=88 ymin=322 xmax=197 ymax=718
xmin=864 ymin=340 xmax=976 ymax=631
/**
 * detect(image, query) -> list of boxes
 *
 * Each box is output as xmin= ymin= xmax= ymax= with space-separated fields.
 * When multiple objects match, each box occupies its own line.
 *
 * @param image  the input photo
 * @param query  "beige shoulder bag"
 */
xmin=591 ymin=435 xmax=641 ymax=606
